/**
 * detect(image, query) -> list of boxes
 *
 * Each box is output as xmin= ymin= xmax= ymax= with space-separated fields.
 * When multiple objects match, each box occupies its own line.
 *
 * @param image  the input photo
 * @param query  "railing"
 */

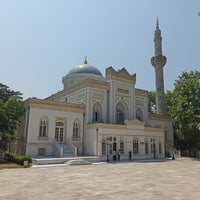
xmin=164 ymin=142 xmax=181 ymax=158
xmin=53 ymin=139 xmax=63 ymax=157
xmin=67 ymin=139 xmax=77 ymax=156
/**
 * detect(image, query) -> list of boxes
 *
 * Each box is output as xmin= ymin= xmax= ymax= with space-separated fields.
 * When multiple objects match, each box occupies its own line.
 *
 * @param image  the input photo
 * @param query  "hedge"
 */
xmin=5 ymin=154 xmax=32 ymax=166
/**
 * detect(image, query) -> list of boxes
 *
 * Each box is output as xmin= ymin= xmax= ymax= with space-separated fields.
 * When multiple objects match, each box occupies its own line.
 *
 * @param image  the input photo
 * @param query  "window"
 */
xmin=159 ymin=142 xmax=162 ymax=154
xmin=145 ymin=139 xmax=149 ymax=154
xmin=93 ymin=102 xmax=102 ymax=122
xmin=55 ymin=121 xmax=64 ymax=142
xmin=115 ymin=101 xmax=128 ymax=124
xmin=38 ymin=148 xmax=46 ymax=156
xmin=120 ymin=137 xmax=124 ymax=154
xmin=164 ymin=130 xmax=168 ymax=140
xmin=39 ymin=117 xmax=48 ymax=137
xmin=116 ymin=102 xmax=126 ymax=124
xmin=101 ymin=140 xmax=106 ymax=155
xmin=73 ymin=119 xmax=80 ymax=138
xmin=136 ymin=108 xmax=143 ymax=121
xmin=133 ymin=138 xmax=139 ymax=154
xmin=117 ymin=109 xmax=124 ymax=124
xmin=151 ymin=138 xmax=156 ymax=154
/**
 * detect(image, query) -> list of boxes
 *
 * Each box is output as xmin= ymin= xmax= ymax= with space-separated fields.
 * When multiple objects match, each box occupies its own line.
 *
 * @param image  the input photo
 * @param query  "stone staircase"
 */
xmin=164 ymin=142 xmax=180 ymax=158
xmin=59 ymin=143 xmax=74 ymax=157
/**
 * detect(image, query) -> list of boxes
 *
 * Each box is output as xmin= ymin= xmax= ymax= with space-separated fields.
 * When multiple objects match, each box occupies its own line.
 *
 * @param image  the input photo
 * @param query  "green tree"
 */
xmin=148 ymin=91 xmax=156 ymax=113
xmin=5 ymin=96 xmax=25 ymax=134
xmin=0 ymin=84 xmax=24 ymax=153
xmin=0 ymin=83 xmax=22 ymax=103
xmin=169 ymin=71 xmax=200 ymax=156
xmin=148 ymin=71 xmax=200 ymax=156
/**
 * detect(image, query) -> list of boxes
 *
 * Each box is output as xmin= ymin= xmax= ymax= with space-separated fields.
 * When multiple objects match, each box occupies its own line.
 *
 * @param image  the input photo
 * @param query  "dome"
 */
xmin=67 ymin=58 xmax=103 ymax=76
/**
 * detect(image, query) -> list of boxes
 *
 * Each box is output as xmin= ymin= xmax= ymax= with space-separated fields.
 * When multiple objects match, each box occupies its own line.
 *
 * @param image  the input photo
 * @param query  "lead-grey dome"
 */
xmin=67 ymin=58 xmax=103 ymax=76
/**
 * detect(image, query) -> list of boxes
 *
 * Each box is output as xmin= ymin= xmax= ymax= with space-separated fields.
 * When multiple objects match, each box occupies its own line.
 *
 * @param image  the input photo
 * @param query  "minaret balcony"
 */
xmin=151 ymin=55 xmax=167 ymax=68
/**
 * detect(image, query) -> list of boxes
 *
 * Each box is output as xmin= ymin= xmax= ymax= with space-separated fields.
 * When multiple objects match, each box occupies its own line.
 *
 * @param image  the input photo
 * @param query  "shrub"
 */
xmin=5 ymin=153 xmax=32 ymax=166
xmin=15 ymin=155 xmax=32 ymax=165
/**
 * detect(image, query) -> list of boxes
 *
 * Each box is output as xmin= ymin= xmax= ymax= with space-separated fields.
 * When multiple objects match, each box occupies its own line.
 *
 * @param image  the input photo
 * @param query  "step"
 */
xmin=32 ymin=156 xmax=101 ymax=165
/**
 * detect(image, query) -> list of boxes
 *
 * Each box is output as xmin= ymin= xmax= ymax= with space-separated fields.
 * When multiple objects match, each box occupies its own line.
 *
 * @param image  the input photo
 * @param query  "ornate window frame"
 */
xmin=73 ymin=119 xmax=81 ymax=138
xmin=39 ymin=116 xmax=48 ymax=138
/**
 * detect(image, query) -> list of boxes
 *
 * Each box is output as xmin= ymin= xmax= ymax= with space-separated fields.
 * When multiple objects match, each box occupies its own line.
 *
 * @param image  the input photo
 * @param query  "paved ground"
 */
xmin=0 ymin=158 xmax=200 ymax=200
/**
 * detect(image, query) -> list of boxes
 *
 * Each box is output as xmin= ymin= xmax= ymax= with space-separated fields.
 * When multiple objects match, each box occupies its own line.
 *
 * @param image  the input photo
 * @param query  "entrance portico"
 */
xmin=86 ymin=119 xmax=165 ymax=160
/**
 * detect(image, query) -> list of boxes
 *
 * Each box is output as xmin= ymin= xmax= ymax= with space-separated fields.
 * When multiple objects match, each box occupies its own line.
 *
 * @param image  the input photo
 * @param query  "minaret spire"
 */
xmin=156 ymin=17 xmax=159 ymax=29
xmin=151 ymin=19 xmax=167 ymax=115
xmin=84 ymin=56 xmax=88 ymax=64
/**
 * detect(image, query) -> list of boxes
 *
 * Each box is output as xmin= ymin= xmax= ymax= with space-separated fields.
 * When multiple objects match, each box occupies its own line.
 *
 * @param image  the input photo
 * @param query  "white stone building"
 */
xmin=15 ymin=20 xmax=174 ymax=160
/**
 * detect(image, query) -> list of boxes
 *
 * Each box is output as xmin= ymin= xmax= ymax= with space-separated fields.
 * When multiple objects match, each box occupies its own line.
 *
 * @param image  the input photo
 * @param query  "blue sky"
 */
xmin=0 ymin=0 xmax=199 ymax=100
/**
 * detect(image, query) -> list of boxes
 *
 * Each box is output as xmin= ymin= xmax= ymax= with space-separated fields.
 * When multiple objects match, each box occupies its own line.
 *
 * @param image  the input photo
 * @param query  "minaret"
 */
xmin=151 ymin=18 xmax=167 ymax=115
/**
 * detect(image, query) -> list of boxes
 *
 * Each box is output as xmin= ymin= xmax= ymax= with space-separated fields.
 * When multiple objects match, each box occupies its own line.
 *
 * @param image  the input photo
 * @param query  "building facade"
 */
xmin=15 ymin=21 xmax=174 ymax=160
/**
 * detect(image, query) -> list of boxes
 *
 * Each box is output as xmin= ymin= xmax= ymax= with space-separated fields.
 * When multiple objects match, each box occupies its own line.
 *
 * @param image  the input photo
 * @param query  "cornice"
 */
xmin=148 ymin=113 xmax=172 ymax=122
xmin=144 ymin=126 xmax=164 ymax=132
xmin=47 ymin=79 xmax=109 ymax=100
xmin=135 ymin=88 xmax=148 ymax=97
xmin=26 ymin=98 xmax=85 ymax=113
xmin=87 ymin=123 xmax=126 ymax=130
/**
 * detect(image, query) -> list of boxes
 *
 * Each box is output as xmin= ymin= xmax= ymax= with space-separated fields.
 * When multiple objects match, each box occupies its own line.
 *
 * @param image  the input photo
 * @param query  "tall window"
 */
xmin=151 ymin=138 xmax=156 ymax=154
xmin=120 ymin=137 xmax=124 ymax=154
xmin=39 ymin=117 xmax=48 ymax=137
xmin=133 ymin=138 xmax=139 ymax=154
xmin=159 ymin=142 xmax=162 ymax=154
xmin=73 ymin=119 xmax=80 ymax=138
xmin=101 ymin=139 xmax=106 ymax=155
xmin=55 ymin=121 xmax=64 ymax=142
xmin=145 ymin=139 xmax=149 ymax=154
xmin=116 ymin=103 xmax=126 ymax=124
xmin=136 ymin=107 xmax=143 ymax=121
xmin=93 ymin=102 xmax=102 ymax=122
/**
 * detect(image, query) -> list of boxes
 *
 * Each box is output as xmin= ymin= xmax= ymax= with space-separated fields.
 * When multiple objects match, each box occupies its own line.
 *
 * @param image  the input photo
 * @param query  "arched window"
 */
xmin=136 ymin=107 xmax=143 ymax=121
xmin=133 ymin=138 xmax=139 ymax=154
xmin=55 ymin=121 xmax=64 ymax=142
xmin=116 ymin=102 xmax=126 ymax=124
xmin=73 ymin=119 xmax=81 ymax=138
xmin=39 ymin=117 xmax=48 ymax=137
xmin=93 ymin=102 xmax=102 ymax=123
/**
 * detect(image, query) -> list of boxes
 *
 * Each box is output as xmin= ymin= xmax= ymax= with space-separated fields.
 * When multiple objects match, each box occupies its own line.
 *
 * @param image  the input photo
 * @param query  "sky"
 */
xmin=0 ymin=0 xmax=200 ymax=100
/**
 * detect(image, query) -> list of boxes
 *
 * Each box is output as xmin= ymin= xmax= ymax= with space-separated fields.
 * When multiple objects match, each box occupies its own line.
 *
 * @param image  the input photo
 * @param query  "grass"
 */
xmin=0 ymin=158 xmax=23 ymax=169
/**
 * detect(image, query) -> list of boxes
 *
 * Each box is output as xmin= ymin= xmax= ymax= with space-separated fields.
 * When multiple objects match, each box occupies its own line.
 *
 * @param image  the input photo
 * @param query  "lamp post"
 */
xmin=96 ymin=128 xmax=99 ymax=156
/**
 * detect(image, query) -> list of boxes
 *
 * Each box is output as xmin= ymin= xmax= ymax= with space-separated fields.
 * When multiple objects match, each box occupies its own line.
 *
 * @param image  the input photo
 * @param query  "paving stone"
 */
xmin=0 ymin=158 xmax=200 ymax=200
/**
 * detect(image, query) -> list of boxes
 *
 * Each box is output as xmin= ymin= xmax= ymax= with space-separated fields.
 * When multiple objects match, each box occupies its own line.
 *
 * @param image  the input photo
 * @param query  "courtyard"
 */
xmin=0 ymin=158 xmax=200 ymax=200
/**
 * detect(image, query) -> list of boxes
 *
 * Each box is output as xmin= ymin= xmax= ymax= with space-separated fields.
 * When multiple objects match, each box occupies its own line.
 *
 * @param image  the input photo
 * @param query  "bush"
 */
xmin=15 ymin=155 xmax=32 ymax=165
xmin=5 ymin=153 xmax=32 ymax=166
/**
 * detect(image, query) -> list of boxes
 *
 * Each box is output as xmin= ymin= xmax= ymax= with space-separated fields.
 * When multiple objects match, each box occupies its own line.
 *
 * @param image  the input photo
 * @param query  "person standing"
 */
xmin=113 ymin=150 xmax=116 ymax=161
xmin=129 ymin=151 xmax=132 ymax=161
xmin=118 ymin=150 xmax=121 ymax=161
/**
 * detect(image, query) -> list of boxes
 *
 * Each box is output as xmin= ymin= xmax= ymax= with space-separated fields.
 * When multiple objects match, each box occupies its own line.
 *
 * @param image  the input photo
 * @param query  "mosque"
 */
xmin=16 ymin=20 xmax=174 ymax=160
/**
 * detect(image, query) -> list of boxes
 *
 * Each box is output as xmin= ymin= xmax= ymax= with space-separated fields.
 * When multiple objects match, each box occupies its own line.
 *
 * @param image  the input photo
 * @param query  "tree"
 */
xmin=148 ymin=90 xmax=171 ymax=116
xmin=169 ymin=71 xmax=200 ymax=156
xmin=148 ymin=91 xmax=156 ymax=113
xmin=5 ymin=96 xmax=25 ymax=134
xmin=148 ymin=70 xmax=200 ymax=156
xmin=0 ymin=83 xmax=22 ymax=103
xmin=0 ymin=84 xmax=24 ymax=153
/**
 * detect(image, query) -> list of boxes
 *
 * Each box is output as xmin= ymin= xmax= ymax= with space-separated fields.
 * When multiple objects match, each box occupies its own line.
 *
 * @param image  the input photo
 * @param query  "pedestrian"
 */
xmin=118 ymin=150 xmax=120 ymax=161
xmin=172 ymin=151 xmax=175 ymax=160
xmin=129 ymin=151 xmax=132 ymax=161
xmin=113 ymin=150 xmax=116 ymax=161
